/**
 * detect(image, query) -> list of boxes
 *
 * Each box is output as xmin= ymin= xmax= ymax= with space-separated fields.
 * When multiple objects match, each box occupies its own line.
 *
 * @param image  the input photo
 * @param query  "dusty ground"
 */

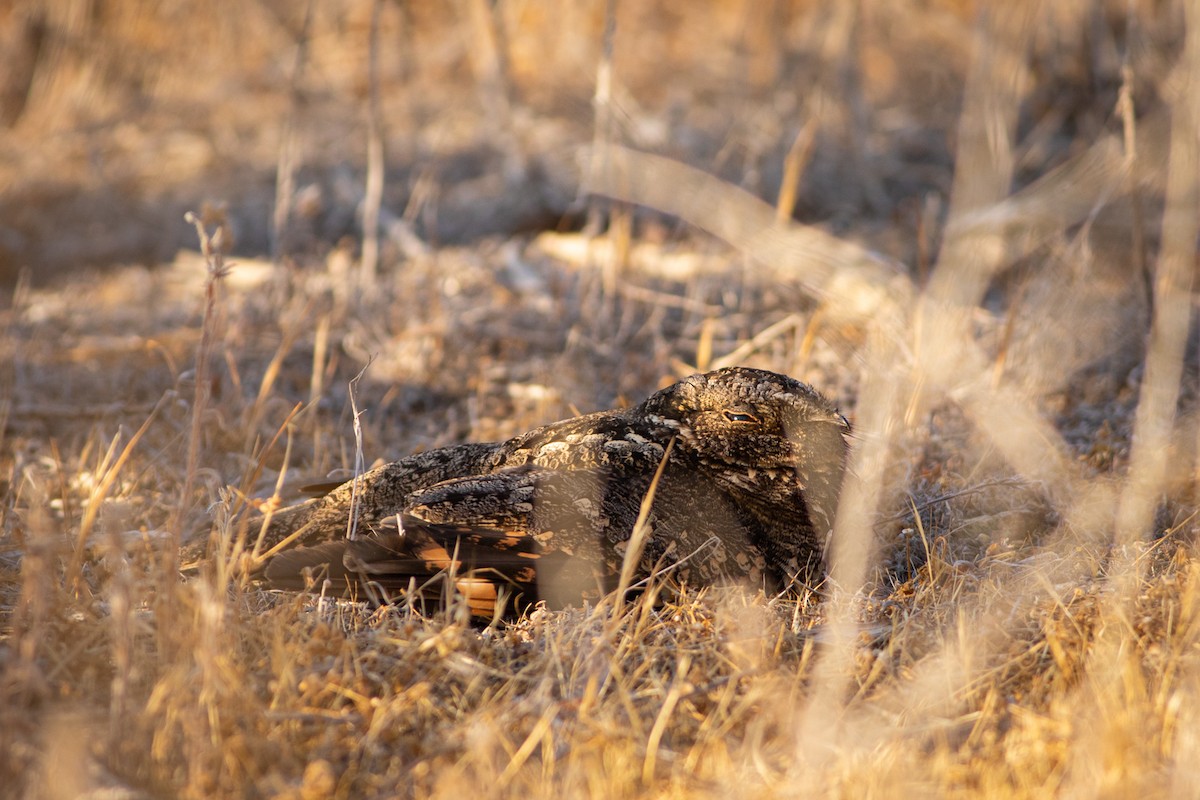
xmin=3 ymin=1 xmax=1200 ymax=797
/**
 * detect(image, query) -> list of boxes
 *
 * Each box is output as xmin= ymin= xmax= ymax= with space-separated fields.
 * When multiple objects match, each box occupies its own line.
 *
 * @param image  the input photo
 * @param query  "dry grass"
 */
xmin=3 ymin=0 xmax=1200 ymax=797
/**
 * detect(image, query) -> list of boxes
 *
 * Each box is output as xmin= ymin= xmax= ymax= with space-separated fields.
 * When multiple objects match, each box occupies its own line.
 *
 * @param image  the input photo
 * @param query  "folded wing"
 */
xmin=258 ymin=464 xmax=638 ymax=616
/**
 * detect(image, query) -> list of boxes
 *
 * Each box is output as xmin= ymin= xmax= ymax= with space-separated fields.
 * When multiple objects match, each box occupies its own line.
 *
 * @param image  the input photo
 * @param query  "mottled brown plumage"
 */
xmin=218 ymin=367 xmax=850 ymax=616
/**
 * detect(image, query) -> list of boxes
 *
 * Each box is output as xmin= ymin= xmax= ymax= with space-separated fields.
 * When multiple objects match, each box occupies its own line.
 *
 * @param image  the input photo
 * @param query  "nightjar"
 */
xmin=222 ymin=367 xmax=850 ymax=616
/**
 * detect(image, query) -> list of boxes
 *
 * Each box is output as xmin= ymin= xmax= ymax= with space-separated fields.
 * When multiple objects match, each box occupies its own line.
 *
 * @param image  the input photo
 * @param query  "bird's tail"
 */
xmin=259 ymin=532 xmax=525 ymax=618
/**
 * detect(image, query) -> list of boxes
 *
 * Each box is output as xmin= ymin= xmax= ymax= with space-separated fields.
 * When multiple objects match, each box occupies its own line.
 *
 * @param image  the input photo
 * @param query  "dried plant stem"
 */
xmin=612 ymin=436 xmax=674 ymax=618
xmin=233 ymin=401 xmax=304 ymax=560
xmin=584 ymin=0 xmax=618 ymax=235
xmin=346 ymin=361 xmax=372 ymax=542
xmin=1115 ymin=0 xmax=1200 ymax=563
xmin=709 ymin=314 xmax=804 ymax=371
xmin=776 ymin=117 xmax=817 ymax=224
xmin=797 ymin=326 xmax=904 ymax=759
xmin=68 ymin=399 xmax=164 ymax=593
xmin=12 ymin=481 xmax=53 ymax=684
xmin=271 ymin=0 xmax=315 ymax=263
xmin=0 ymin=269 xmax=29 ymax=455
xmin=248 ymin=417 xmax=300 ymax=564
xmin=927 ymin=1 xmax=1030 ymax=309
xmin=643 ymin=652 xmax=692 ymax=784
xmin=361 ymin=0 xmax=385 ymax=285
xmin=497 ymin=706 xmax=557 ymax=788
xmin=105 ymin=519 xmax=133 ymax=743
xmin=168 ymin=212 xmax=230 ymax=578
xmin=309 ymin=313 xmax=331 ymax=455
xmin=1119 ymin=63 xmax=1149 ymax=304
xmin=242 ymin=303 xmax=310 ymax=453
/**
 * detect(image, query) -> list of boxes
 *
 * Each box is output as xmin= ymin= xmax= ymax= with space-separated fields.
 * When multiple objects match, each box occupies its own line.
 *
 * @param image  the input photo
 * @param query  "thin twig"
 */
xmin=167 ymin=212 xmax=231 ymax=579
xmin=346 ymin=360 xmax=373 ymax=541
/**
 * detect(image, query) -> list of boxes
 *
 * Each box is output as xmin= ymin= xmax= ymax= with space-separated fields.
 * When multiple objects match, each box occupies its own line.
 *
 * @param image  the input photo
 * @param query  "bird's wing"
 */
xmin=390 ymin=464 xmax=639 ymax=612
xmin=257 ymin=463 xmax=645 ymax=616
xmin=239 ymin=416 xmax=667 ymax=564
xmin=187 ymin=442 xmax=504 ymax=566
xmin=501 ymin=412 xmax=671 ymax=473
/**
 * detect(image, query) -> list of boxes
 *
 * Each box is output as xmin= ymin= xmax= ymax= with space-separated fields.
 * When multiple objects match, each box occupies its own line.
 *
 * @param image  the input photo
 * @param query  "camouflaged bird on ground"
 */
xmin=196 ymin=367 xmax=851 ymax=617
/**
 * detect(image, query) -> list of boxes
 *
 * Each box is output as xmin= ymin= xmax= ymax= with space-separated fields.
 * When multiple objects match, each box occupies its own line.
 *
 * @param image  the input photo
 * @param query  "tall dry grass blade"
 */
xmin=927 ymin=1 xmax=1032 ymax=308
xmin=643 ymin=652 xmax=692 ymax=784
xmin=1118 ymin=62 xmax=1150 ymax=288
xmin=103 ymin=508 xmax=134 ymax=744
xmin=11 ymin=478 xmax=54 ymax=687
xmin=796 ymin=322 xmax=905 ymax=766
xmin=308 ymin=312 xmax=331 ymax=458
xmin=694 ymin=316 xmax=715 ymax=372
xmin=243 ymin=303 xmax=309 ymax=453
xmin=496 ymin=705 xmax=557 ymax=789
xmin=67 ymin=397 xmax=164 ymax=594
xmin=361 ymin=0 xmax=385 ymax=285
xmin=245 ymin=403 xmax=305 ymax=561
xmin=1114 ymin=0 xmax=1200 ymax=571
xmin=612 ymin=436 xmax=675 ymax=618
xmin=237 ymin=401 xmax=304 ymax=522
xmin=776 ymin=117 xmax=817 ymax=224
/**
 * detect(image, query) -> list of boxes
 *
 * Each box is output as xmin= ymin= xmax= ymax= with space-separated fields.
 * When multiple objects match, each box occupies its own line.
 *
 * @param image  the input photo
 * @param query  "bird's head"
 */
xmin=646 ymin=367 xmax=851 ymax=535
xmin=644 ymin=367 xmax=848 ymax=468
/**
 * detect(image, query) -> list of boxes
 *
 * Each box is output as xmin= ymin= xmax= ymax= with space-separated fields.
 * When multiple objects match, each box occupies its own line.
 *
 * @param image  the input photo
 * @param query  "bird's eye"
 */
xmin=723 ymin=410 xmax=759 ymax=424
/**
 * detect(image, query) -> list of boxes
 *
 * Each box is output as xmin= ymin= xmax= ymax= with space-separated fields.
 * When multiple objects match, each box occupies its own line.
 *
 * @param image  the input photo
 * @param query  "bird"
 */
xmin=217 ymin=367 xmax=850 ymax=617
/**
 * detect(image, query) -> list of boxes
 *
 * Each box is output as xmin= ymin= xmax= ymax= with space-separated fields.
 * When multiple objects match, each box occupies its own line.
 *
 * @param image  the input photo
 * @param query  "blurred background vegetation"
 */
xmin=2 ymin=0 xmax=1165 ymax=282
